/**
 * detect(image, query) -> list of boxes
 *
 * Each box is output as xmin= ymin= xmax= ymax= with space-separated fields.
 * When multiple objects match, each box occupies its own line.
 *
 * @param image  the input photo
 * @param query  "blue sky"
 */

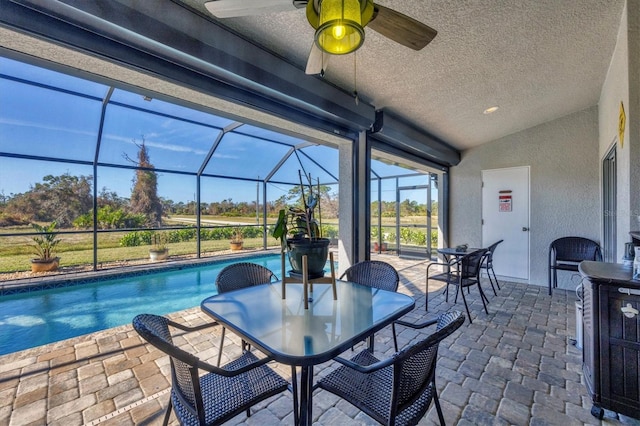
xmin=0 ymin=56 xmax=433 ymax=205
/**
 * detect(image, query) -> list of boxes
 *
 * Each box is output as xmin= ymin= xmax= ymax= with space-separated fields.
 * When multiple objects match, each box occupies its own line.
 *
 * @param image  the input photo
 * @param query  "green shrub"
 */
xmin=169 ymin=227 xmax=196 ymax=242
xmin=322 ymin=224 xmax=338 ymax=239
xmin=74 ymin=206 xmax=146 ymax=229
xmin=120 ymin=230 xmax=153 ymax=247
xmin=243 ymin=226 xmax=263 ymax=238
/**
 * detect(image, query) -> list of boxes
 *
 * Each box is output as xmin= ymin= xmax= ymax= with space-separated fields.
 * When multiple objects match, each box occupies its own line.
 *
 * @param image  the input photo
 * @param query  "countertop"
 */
xmin=579 ymin=261 xmax=640 ymax=289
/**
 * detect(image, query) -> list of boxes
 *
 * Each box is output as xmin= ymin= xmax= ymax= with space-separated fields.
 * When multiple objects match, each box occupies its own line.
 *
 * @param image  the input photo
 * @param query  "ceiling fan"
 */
xmin=203 ymin=0 xmax=437 ymax=75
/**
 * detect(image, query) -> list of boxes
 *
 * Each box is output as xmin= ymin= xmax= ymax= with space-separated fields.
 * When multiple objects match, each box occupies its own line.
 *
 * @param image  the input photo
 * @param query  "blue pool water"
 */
xmin=0 ymin=254 xmax=285 ymax=356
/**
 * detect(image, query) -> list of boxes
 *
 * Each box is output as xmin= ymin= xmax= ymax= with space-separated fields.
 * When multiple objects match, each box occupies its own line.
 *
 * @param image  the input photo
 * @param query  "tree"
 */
xmin=279 ymin=181 xmax=338 ymax=218
xmin=3 ymin=173 xmax=92 ymax=227
xmin=127 ymin=138 xmax=163 ymax=226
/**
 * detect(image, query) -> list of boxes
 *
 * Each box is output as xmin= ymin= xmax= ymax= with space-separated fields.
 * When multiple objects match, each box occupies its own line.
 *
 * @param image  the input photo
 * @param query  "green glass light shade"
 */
xmin=315 ymin=0 xmax=364 ymax=55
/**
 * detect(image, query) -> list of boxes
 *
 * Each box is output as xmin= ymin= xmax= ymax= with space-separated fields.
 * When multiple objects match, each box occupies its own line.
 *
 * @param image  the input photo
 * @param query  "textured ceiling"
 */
xmin=176 ymin=0 xmax=624 ymax=150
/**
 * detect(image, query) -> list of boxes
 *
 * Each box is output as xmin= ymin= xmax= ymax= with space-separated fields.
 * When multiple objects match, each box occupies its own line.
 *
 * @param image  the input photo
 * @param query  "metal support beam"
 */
xmin=3 ymin=0 xmax=374 ymax=136
xmin=370 ymin=109 xmax=460 ymax=167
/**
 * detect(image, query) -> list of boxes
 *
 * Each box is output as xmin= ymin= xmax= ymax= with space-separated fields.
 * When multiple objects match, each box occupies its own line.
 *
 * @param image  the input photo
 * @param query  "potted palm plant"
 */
xmin=272 ymin=171 xmax=330 ymax=278
xmin=149 ymin=232 xmax=169 ymax=261
xmin=229 ymin=226 xmax=244 ymax=251
xmin=30 ymin=221 xmax=61 ymax=272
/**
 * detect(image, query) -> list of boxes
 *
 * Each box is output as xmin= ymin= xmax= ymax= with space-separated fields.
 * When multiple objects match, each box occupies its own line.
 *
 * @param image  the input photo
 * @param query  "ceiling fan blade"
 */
xmin=367 ymin=4 xmax=437 ymax=51
xmin=204 ymin=0 xmax=297 ymax=18
xmin=305 ymin=43 xmax=329 ymax=75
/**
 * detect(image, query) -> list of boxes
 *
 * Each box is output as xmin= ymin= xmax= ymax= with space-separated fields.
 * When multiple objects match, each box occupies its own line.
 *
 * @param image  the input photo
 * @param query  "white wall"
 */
xmin=599 ymin=0 xmax=630 ymax=258
xmin=598 ymin=0 xmax=640 ymax=259
xmin=450 ymin=107 xmax=600 ymax=287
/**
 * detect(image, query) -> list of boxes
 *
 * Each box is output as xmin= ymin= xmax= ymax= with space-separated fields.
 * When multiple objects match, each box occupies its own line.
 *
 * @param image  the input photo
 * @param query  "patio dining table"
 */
xmin=437 ymin=246 xmax=484 ymax=263
xmin=200 ymin=279 xmax=415 ymax=426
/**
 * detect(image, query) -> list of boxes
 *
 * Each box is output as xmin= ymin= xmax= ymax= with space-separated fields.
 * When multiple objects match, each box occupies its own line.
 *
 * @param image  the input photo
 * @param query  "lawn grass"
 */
xmin=0 ymin=214 xmax=435 ymax=274
xmin=0 ymin=237 xmax=272 ymax=273
xmin=0 ymin=217 xmax=274 ymax=273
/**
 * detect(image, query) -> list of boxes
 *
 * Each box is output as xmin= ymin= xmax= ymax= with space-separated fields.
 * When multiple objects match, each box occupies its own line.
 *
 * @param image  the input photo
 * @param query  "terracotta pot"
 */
xmin=31 ymin=257 xmax=60 ymax=273
xmin=230 ymin=241 xmax=243 ymax=251
xmin=373 ymin=242 xmax=388 ymax=252
xmin=149 ymin=249 xmax=169 ymax=261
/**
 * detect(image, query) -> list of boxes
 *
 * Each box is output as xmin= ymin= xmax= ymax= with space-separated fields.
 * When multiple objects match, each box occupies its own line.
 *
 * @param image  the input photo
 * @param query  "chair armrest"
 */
xmin=332 ymin=354 xmax=395 ymax=374
xmin=427 ymin=261 xmax=454 ymax=273
xmin=197 ymin=353 xmax=276 ymax=377
xmin=394 ymin=317 xmax=438 ymax=330
xmin=167 ymin=319 xmax=219 ymax=333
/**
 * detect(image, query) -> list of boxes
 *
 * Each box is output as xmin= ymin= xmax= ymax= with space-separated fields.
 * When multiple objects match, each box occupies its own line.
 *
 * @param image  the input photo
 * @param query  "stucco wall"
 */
xmin=450 ymin=107 xmax=600 ymax=287
xmin=599 ymin=0 xmax=631 ymax=259
xmin=598 ymin=0 xmax=640 ymax=260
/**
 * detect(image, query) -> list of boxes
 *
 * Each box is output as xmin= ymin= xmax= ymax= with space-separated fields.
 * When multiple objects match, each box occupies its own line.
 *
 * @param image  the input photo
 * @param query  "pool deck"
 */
xmin=1 ymin=254 xmax=639 ymax=425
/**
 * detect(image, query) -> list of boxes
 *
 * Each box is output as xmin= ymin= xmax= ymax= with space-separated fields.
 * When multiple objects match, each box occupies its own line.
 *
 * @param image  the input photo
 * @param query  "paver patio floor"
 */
xmin=1 ymin=254 xmax=639 ymax=425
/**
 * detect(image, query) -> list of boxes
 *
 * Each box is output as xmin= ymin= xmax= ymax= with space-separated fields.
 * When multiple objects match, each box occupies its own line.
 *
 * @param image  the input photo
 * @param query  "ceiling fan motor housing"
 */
xmin=307 ymin=0 xmax=374 ymax=55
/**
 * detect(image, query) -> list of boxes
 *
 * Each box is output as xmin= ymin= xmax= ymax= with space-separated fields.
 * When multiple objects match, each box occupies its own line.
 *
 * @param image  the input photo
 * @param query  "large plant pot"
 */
xmin=229 ymin=241 xmax=243 ymax=251
xmin=31 ymin=257 xmax=60 ymax=273
xmin=286 ymin=238 xmax=330 ymax=278
xmin=149 ymin=249 xmax=169 ymax=261
xmin=373 ymin=242 xmax=388 ymax=252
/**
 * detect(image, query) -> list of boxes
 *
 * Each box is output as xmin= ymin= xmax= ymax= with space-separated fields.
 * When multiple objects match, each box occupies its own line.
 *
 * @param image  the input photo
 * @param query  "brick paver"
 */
xmin=1 ymin=254 xmax=639 ymax=425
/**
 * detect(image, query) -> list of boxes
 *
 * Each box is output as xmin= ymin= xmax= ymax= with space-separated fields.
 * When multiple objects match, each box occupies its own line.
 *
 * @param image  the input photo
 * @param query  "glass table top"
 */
xmin=201 ymin=280 xmax=415 ymax=365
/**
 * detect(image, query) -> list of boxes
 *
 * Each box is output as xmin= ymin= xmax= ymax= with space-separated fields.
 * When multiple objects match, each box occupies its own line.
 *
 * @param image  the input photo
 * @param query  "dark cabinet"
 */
xmin=579 ymin=261 xmax=640 ymax=420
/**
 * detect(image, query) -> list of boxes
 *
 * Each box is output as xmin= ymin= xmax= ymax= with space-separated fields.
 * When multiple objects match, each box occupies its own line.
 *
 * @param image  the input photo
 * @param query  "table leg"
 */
xmin=291 ymin=366 xmax=299 ymax=426
xmin=298 ymin=365 xmax=314 ymax=425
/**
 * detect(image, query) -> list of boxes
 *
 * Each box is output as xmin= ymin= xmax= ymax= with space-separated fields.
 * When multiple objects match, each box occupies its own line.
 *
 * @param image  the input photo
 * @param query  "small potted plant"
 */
xmin=149 ymin=232 xmax=169 ymax=261
xmin=30 ymin=221 xmax=61 ymax=272
xmin=272 ymin=171 xmax=330 ymax=278
xmin=229 ymin=226 xmax=244 ymax=251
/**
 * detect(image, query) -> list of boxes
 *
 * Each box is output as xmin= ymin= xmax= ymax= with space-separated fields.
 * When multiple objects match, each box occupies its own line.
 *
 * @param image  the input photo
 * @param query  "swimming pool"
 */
xmin=0 ymin=254 xmax=287 ymax=356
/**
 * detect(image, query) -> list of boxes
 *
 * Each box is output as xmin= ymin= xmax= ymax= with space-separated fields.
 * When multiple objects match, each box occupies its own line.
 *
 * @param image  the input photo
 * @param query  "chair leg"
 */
xmin=490 ymin=266 xmax=501 ymax=290
xmin=392 ymin=323 xmax=399 ymax=352
xmin=549 ymin=268 xmax=558 ymax=295
xmin=425 ymin=277 xmax=430 ymax=311
xmin=433 ymin=386 xmax=445 ymax=426
xmin=162 ymin=397 xmax=173 ymax=426
xmin=485 ymin=268 xmax=498 ymax=296
xmin=241 ymin=340 xmax=251 ymax=352
xmin=217 ymin=327 xmax=226 ymax=367
xmin=477 ymin=283 xmax=489 ymax=314
xmin=459 ymin=287 xmax=473 ymax=324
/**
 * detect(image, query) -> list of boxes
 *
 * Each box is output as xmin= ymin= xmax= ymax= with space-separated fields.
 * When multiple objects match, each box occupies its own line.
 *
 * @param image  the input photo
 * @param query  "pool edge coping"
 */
xmin=0 ymin=249 xmax=282 ymax=296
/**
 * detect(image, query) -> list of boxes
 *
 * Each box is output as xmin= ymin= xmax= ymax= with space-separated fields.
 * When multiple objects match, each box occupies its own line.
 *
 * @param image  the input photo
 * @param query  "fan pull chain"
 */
xmin=353 ymin=51 xmax=359 ymax=105
xmin=320 ymin=50 xmax=325 ymax=77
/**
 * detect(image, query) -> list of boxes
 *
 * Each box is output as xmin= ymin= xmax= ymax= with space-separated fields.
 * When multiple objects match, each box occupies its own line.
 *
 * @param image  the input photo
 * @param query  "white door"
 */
xmin=482 ymin=167 xmax=530 ymax=280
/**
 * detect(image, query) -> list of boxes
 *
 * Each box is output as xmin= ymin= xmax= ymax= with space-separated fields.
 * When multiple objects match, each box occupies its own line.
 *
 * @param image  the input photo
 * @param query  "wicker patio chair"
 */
xmin=480 ymin=239 xmax=503 ymax=295
xmin=426 ymin=249 xmax=489 ymax=323
xmin=548 ymin=237 xmax=602 ymax=295
xmin=132 ymin=313 xmax=289 ymax=426
xmin=315 ymin=310 xmax=465 ymax=426
xmin=215 ymin=262 xmax=277 ymax=366
xmin=340 ymin=260 xmax=401 ymax=352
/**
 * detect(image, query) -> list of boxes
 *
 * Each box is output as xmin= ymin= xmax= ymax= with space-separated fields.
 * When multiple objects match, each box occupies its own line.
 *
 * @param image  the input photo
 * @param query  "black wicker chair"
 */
xmin=315 ymin=310 xmax=465 ymax=426
xmin=215 ymin=262 xmax=277 ymax=366
xmin=132 ymin=314 xmax=289 ymax=426
xmin=480 ymin=239 xmax=503 ymax=295
xmin=340 ymin=260 xmax=401 ymax=352
xmin=426 ymin=249 xmax=489 ymax=323
xmin=548 ymin=237 xmax=602 ymax=295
